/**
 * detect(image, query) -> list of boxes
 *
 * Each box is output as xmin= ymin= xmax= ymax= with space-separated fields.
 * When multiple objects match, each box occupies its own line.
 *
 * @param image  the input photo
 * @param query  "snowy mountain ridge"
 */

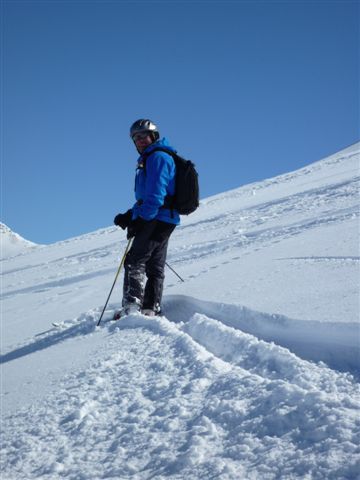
xmin=1 ymin=143 xmax=360 ymax=479
xmin=199 ymin=141 xmax=359 ymax=208
xmin=0 ymin=222 xmax=38 ymax=259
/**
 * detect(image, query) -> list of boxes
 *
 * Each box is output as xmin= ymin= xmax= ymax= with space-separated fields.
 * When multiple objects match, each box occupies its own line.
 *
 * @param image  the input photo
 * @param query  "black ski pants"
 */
xmin=123 ymin=220 xmax=176 ymax=311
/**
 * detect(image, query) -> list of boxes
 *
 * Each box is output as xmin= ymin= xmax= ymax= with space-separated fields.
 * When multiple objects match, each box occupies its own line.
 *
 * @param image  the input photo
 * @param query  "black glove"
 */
xmin=127 ymin=217 xmax=148 ymax=239
xmin=114 ymin=209 xmax=133 ymax=230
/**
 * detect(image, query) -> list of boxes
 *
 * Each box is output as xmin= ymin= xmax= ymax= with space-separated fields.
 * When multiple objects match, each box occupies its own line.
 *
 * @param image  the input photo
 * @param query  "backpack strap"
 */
xmin=141 ymin=147 xmax=177 ymax=166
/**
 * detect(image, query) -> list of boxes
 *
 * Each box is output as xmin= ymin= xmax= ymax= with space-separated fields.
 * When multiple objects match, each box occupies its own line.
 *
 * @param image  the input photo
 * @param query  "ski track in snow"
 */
xmin=2 ymin=161 xmax=359 ymax=299
xmin=2 ymin=296 xmax=358 ymax=378
xmin=1 ymin=308 xmax=360 ymax=480
xmin=169 ymin=177 xmax=359 ymax=266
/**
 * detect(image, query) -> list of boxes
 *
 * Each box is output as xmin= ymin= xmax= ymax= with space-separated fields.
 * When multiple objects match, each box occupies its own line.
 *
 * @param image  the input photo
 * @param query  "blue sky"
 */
xmin=2 ymin=0 xmax=359 ymax=244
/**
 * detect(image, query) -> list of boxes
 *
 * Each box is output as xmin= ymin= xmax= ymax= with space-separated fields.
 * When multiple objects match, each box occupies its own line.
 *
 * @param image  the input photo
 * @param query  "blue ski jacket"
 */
xmin=132 ymin=138 xmax=180 ymax=225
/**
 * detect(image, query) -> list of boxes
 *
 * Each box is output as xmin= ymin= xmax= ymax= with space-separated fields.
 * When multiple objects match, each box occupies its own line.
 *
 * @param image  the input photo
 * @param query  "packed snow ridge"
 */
xmin=1 ymin=142 xmax=359 ymax=479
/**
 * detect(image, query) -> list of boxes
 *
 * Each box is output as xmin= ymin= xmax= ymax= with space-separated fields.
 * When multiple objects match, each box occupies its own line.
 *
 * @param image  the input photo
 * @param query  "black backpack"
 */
xmin=142 ymin=147 xmax=200 ymax=215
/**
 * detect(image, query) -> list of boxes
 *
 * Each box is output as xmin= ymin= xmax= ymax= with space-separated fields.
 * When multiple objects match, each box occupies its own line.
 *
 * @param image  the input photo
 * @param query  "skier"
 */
xmin=113 ymin=119 xmax=180 ymax=318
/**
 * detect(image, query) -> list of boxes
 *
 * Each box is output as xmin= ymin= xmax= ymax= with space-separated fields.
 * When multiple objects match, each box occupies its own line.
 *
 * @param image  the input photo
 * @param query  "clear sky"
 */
xmin=2 ymin=0 xmax=359 ymax=244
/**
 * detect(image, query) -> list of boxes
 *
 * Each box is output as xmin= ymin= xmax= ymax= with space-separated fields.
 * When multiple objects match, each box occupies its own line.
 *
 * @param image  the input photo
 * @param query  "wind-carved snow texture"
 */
xmin=1 ymin=143 xmax=360 ymax=479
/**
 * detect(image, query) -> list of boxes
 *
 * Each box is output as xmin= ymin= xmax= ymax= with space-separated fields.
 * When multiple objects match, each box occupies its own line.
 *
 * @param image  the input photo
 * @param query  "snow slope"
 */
xmin=0 ymin=223 xmax=38 ymax=259
xmin=1 ymin=143 xmax=359 ymax=479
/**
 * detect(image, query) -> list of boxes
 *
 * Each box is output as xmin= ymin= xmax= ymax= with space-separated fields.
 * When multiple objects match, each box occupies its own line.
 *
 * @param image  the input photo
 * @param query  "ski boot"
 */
xmin=141 ymin=304 xmax=163 ymax=317
xmin=113 ymin=303 xmax=140 ymax=320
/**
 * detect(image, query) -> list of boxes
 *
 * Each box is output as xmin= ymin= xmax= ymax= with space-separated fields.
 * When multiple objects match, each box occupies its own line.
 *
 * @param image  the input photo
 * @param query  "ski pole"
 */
xmin=97 ymin=237 xmax=133 ymax=326
xmin=165 ymin=261 xmax=185 ymax=282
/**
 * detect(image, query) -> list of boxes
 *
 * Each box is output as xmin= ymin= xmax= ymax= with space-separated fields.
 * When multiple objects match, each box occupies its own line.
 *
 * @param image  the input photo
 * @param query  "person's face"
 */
xmin=133 ymin=133 xmax=153 ymax=153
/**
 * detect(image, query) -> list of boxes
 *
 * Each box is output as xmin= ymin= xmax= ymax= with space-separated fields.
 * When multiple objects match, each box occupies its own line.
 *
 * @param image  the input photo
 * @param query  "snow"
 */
xmin=1 ymin=142 xmax=360 ymax=479
xmin=0 ymin=222 xmax=38 ymax=259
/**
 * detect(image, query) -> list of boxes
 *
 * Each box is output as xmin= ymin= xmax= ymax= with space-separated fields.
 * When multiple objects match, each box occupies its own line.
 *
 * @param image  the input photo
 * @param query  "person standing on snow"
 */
xmin=113 ymin=119 xmax=180 ymax=318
